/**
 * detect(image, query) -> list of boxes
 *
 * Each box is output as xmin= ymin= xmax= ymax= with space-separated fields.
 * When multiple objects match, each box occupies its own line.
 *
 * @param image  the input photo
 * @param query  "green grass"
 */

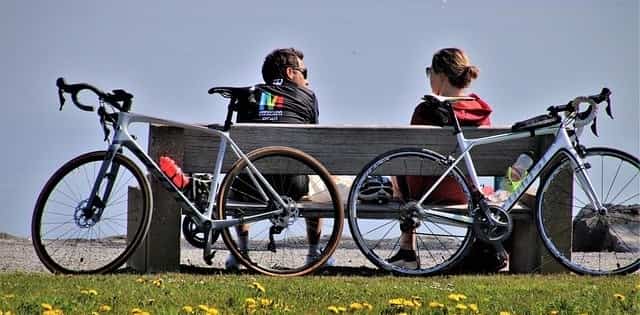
xmin=0 ymin=273 xmax=639 ymax=314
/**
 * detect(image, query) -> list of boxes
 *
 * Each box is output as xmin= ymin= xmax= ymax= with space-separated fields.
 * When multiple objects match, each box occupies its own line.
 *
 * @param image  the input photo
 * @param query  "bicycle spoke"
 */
xmin=603 ymin=157 xmax=622 ymax=203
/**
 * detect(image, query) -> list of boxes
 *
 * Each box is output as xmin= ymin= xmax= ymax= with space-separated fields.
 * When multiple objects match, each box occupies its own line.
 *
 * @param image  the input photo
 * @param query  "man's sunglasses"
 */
xmin=292 ymin=67 xmax=308 ymax=79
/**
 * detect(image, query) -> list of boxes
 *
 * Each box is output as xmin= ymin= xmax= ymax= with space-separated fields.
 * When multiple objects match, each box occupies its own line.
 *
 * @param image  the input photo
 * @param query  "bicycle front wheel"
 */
xmin=218 ymin=146 xmax=343 ymax=276
xmin=536 ymin=147 xmax=640 ymax=275
xmin=31 ymin=151 xmax=152 ymax=274
xmin=347 ymin=148 xmax=475 ymax=276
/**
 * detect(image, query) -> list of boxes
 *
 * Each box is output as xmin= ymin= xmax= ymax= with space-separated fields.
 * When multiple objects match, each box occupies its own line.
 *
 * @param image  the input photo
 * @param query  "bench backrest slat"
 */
xmin=166 ymin=124 xmax=551 ymax=176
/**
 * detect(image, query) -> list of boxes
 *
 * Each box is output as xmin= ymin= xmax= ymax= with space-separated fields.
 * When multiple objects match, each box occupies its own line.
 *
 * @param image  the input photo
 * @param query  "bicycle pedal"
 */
xmin=204 ymin=250 xmax=216 ymax=265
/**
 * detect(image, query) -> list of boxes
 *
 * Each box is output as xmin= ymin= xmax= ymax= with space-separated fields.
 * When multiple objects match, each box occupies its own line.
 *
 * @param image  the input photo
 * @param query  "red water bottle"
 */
xmin=159 ymin=156 xmax=190 ymax=189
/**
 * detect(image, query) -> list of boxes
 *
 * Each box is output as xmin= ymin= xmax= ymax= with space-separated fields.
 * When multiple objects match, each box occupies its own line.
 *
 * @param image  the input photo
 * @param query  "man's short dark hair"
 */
xmin=261 ymin=48 xmax=304 ymax=83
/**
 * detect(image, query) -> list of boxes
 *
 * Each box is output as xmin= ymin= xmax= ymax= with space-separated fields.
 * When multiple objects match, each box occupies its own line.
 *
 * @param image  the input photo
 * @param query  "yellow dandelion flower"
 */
xmin=397 ymin=313 xmax=408 ymax=315
xmin=136 ymin=278 xmax=145 ymax=283
xmin=206 ymin=308 xmax=219 ymax=315
xmin=327 ymin=306 xmax=339 ymax=313
xmin=614 ymin=293 xmax=625 ymax=301
xmin=91 ymin=312 xmax=99 ymax=315
xmin=362 ymin=302 xmax=373 ymax=310
xmin=3 ymin=294 xmax=15 ymax=298
xmin=80 ymin=290 xmax=89 ymax=295
xmin=349 ymin=302 xmax=363 ymax=311
xmin=245 ymin=298 xmax=257 ymax=307
xmin=550 ymin=311 xmax=559 ymax=315
xmin=500 ymin=312 xmax=512 ymax=315
xmin=447 ymin=293 xmax=466 ymax=302
xmin=131 ymin=308 xmax=144 ymax=314
xmin=98 ymin=304 xmax=112 ymax=312
xmin=250 ymin=282 xmax=266 ymax=293
xmin=388 ymin=298 xmax=405 ymax=306
xmin=88 ymin=289 xmax=98 ymax=296
xmin=428 ymin=301 xmax=444 ymax=309
xmin=152 ymin=279 xmax=163 ymax=288
xmin=456 ymin=304 xmax=468 ymax=310
xmin=260 ymin=298 xmax=273 ymax=307
xmin=41 ymin=304 xmax=53 ymax=311
xmin=337 ymin=306 xmax=347 ymax=312
xmin=469 ymin=303 xmax=479 ymax=313
xmin=198 ymin=305 xmax=210 ymax=312
xmin=182 ymin=305 xmax=193 ymax=313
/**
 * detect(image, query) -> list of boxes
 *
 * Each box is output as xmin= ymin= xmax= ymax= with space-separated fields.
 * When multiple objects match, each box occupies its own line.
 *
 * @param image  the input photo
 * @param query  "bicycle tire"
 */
xmin=536 ymin=147 xmax=640 ymax=275
xmin=217 ymin=146 xmax=344 ymax=276
xmin=347 ymin=148 xmax=475 ymax=276
xmin=32 ymin=151 xmax=152 ymax=274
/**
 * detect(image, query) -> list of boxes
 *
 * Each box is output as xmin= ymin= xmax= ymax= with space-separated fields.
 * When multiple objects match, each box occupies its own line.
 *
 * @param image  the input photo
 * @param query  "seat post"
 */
xmin=222 ymin=97 xmax=236 ymax=131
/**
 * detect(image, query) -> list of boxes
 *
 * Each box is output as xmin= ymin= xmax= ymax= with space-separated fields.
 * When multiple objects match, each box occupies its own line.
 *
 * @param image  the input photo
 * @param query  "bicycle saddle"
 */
xmin=207 ymin=86 xmax=254 ymax=99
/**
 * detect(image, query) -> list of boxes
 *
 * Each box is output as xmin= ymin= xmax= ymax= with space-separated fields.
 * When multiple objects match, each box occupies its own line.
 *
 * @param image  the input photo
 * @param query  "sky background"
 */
xmin=1 ymin=0 xmax=638 ymax=237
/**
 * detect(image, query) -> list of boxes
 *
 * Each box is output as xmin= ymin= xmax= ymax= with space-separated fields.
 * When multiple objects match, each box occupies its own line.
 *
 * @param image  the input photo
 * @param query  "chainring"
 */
xmin=472 ymin=205 xmax=513 ymax=243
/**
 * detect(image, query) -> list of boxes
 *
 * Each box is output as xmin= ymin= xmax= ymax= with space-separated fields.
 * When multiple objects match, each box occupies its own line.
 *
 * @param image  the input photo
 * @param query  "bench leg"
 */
xmin=509 ymin=187 xmax=570 ymax=274
xmin=509 ymin=217 xmax=541 ymax=273
xmin=128 ymin=126 xmax=184 ymax=273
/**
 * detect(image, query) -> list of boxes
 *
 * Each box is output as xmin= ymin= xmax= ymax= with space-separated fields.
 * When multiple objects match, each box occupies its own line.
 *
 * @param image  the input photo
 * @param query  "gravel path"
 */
xmin=0 ymin=234 xmax=376 ymax=273
xmin=5 ymin=233 xmax=632 ymax=275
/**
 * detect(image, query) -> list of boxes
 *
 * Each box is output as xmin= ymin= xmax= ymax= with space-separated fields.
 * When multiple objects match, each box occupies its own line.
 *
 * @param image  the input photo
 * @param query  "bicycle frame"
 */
xmin=85 ymin=111 xmax=290 ymax=232
xmin=415 ymin=119 xmax=604 ymax=227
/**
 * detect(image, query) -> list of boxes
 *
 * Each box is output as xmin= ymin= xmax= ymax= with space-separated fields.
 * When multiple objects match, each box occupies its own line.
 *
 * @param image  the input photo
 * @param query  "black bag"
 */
xmin=450 ymin=240 xmax=508 ymax=274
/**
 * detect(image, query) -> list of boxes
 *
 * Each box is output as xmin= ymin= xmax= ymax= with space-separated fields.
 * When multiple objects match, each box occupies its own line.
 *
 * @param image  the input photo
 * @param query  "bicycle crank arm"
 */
xmin=203 ymin=228 xmax=217 ymax=266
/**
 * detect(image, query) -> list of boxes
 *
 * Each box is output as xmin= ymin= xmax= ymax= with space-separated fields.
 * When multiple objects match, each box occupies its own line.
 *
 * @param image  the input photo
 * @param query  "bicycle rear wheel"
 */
xmin=31 ymin=151 xmax=152 ymax=274
xmin=217 ymin=146 xmax=343 ymax=276
xmin=347 ymin=148 xmax=475 ymax=276
xmin=536 ymin=147 xmax=640 ymax=275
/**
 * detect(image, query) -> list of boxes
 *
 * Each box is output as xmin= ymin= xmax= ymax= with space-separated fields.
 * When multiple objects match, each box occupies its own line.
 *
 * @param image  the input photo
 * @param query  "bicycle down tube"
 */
xmin=414 ymin=122 xmax=604 ymax=226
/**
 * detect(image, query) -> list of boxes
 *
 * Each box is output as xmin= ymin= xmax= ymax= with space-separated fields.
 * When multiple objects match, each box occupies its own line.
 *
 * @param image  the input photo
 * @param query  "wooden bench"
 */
xmin=129 ymin=123 xmax=567 ymax=273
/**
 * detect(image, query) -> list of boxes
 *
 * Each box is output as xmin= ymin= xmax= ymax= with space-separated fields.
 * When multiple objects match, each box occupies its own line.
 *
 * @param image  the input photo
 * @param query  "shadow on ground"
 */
xmin=178 ymin=265 xmax=390 ymax=277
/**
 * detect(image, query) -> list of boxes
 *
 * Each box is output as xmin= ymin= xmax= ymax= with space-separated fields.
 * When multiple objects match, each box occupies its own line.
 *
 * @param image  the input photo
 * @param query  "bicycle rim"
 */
xmin=31 ymin=151 xmax=152 ymax=274
xmin=536 ymin=147 xmax=640 ymax=275
xmin=347 ymin=148 xmax=474 ymax=276
xmin=218 ymin=146 xmax=343 ymax=276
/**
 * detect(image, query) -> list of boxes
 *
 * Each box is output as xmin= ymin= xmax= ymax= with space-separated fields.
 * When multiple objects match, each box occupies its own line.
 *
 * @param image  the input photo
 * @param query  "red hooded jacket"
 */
xmin=399 ymin=94 xmax=493 ymax=204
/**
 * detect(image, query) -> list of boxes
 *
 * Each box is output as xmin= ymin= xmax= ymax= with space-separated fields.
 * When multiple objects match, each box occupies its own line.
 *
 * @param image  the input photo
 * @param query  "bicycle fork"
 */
xmin=81 ymin=145 xmax=123 ymax=226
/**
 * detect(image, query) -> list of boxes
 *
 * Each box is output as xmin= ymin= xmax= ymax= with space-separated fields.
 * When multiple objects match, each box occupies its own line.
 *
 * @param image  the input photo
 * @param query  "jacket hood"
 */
xmin=452 ymin=93 xmax=493 ymax=126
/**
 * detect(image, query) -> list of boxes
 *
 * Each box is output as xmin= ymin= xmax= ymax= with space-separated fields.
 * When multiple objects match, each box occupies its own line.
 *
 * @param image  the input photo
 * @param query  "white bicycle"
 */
xmin=348 ymin=88 xmax=640 ymax=276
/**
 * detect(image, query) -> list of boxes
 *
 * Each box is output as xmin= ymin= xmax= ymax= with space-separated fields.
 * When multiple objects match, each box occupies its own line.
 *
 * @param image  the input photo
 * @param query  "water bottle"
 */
xmin=501 ymin=152 xmax=533 ymax=193
xmin=159 ymin=156 xmax=190 ymax=189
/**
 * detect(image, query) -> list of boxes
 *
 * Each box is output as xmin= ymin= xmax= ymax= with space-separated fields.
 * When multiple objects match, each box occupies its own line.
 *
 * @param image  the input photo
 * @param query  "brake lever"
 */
xmin=58 ymin=88 xmax=66 ymax=111
xmin=590 ymin=117 xmax=599 ymax=137
xmin=605 ymin=98 xmax=613 ymax=119
xmin=98 ymin=107 xmax=111 ymax=142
